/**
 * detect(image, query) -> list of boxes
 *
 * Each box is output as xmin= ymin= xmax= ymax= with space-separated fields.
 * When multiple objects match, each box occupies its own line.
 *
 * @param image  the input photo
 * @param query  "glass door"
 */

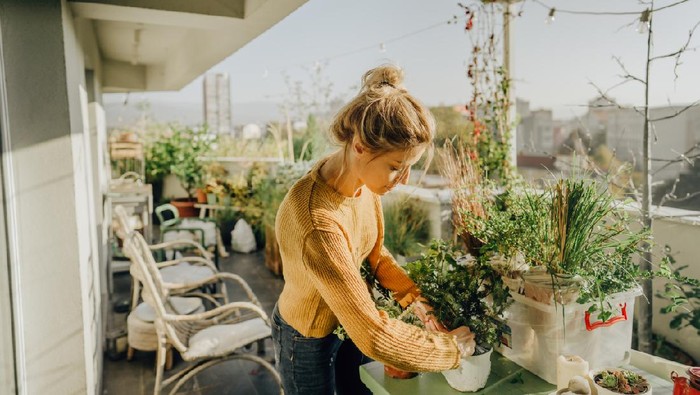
xmin=0 ymin=12 xmax=17 ymax=394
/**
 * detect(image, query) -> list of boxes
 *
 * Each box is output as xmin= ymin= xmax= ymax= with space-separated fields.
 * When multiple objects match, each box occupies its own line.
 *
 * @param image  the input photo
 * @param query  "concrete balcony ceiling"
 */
xmin=69 ymin=0 xmax=307 ymax=92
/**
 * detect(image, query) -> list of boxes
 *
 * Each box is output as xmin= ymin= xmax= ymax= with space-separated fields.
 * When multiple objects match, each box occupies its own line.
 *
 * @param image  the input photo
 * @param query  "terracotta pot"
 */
xmin=195 ymin=189 xmax=207 ymax=204
xmin=383 ymin=364 xmax=417 ymax=379
xmin=170 ymin=198 xmax=197 ymax=218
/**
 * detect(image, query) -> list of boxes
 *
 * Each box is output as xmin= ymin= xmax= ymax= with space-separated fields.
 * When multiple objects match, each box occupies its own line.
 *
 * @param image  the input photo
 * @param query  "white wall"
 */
xmin=648 ymin=209 xmax=700 ymax=363
xmin=0 ymin=1 xmax=102 ymax=393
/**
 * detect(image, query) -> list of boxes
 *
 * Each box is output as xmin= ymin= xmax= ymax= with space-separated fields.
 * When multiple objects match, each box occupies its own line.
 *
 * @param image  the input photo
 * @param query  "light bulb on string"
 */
xmin=379 ymin=42 xmax=386 ymax=53
xmin=545 ymin=8 xmax=556 ymax=25
xmin=637 ymin=8 xmax=651 ymax=34
xmin=262 ymin=68 xmax=269 ymax=79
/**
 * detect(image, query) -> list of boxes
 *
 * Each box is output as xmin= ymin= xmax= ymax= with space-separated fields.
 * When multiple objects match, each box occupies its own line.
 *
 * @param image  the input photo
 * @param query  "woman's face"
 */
xmin=354 ymin=145 xmax=427 ymax=195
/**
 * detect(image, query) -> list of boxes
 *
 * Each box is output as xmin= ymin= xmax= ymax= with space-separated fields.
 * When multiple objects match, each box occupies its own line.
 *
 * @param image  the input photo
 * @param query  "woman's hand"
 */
xmin=411 ymin=298 xmax=476 ymax=357
xmin=412 ymin=297 xmax=448 ymax=332
xmin=448 ymin=326 xmax=476 ymax=358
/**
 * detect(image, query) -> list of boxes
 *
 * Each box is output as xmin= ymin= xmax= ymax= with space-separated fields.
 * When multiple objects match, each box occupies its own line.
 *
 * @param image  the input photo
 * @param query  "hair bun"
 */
xmin=361 ymin=65 xmax=404 ymax=91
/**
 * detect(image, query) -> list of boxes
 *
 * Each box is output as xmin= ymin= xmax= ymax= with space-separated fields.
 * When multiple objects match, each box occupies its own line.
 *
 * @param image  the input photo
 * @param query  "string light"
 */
xmin=533 ymin=0 xmax=691 ymax=17
xmin=379 ymin=42 xmax=386 ymax=53
xmin=545 ymin=7 xmax=556 ymax=24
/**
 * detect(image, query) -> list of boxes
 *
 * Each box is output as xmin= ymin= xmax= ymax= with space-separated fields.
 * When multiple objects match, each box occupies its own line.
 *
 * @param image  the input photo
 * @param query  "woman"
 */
xmin=271 ymin=65 xmax=475 ymax=395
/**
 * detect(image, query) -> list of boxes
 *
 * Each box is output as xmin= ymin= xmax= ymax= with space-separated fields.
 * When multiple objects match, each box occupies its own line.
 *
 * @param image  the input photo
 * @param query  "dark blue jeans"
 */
xmin=271 ymin=303 xmax=372 ymax=395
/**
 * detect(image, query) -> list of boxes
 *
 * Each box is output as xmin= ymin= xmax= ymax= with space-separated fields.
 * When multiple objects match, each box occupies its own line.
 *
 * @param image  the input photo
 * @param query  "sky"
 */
xmin=103 ymin=0 xmax=700 ymax=120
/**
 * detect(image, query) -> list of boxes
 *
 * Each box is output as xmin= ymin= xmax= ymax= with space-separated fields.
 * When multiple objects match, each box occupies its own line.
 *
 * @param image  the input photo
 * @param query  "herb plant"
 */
xmin=405 ymin=239 xmax=511 ymax=350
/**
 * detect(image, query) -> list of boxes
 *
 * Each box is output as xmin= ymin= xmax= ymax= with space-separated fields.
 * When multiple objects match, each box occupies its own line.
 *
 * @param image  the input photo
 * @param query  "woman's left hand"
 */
xmin=413 ymin=297 xmax=448 ymax=332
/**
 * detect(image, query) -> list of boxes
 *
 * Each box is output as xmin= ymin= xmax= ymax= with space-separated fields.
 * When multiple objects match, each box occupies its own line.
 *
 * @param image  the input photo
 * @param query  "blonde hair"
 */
xmin=330 ymin=65 xmax=435 ymax=154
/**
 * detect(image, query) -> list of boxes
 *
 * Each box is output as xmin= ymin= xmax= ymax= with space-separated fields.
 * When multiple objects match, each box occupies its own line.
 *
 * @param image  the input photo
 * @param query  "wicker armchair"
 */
xmin=121 ymin=228 xmax=281 ymax=395
xmin=116 ymin=205 xmax=248 ymax=368
xmin=113 ymin=205 xmax=223 ymax=309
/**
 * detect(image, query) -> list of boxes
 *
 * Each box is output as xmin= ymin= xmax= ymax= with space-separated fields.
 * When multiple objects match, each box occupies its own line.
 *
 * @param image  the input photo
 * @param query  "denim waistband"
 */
xmin=272 ymin=302 xmax=298 ymax=333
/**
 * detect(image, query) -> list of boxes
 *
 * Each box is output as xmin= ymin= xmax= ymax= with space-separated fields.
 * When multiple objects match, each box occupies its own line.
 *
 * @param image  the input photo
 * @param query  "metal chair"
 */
xmin=155 ymin=203 xmax=229 ymax=268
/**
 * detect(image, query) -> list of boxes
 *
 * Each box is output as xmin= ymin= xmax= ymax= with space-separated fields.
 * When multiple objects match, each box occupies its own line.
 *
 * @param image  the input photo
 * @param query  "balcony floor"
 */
xmin=103 ymin=250 xmax=284 ymax=395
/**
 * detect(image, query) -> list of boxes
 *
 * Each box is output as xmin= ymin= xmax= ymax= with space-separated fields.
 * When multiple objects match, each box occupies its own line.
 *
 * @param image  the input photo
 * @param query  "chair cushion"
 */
xmin=132 ymin=296 xmax=204 ymax=323
xmin=183 ymin=318 xmax=271 ymax=360
xmin=159 ymin=262 xmax=215 ymax=286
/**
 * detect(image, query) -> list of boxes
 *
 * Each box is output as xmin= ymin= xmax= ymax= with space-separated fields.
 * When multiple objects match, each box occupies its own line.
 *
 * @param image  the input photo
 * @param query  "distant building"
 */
xmin=516 ymin=99 xmax=555 ymax=155
xmin=203 ymin=73 xmax=232 ymax=134
xmin=581 ymin=97 xmax=699 ymax=180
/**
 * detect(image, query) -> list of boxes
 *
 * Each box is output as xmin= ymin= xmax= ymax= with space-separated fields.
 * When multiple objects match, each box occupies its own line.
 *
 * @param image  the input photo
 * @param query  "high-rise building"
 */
xmin=203 ymin=73 xmax=231 ymax=134
xmin=516 ymin=99 xmax=555 ymax=155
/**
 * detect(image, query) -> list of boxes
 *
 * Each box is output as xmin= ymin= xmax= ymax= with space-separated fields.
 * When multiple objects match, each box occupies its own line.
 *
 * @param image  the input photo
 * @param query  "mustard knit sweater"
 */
xmin=275 ymin=158 xmax=460 ymax=372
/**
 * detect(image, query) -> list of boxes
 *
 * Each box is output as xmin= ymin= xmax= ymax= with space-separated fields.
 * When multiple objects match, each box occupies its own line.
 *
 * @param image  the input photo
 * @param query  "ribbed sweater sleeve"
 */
xmin=368 ymin=196 xmax=421 ymax=308
xmin=302 ymin=229 xmax=460 ymax=372
xmin=371 ymin=246 xmax=422 ymax=308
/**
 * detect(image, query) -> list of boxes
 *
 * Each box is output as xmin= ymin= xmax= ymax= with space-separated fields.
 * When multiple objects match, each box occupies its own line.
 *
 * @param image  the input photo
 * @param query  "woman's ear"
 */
xmin=352 ymin=137 xmax=367 ymax=156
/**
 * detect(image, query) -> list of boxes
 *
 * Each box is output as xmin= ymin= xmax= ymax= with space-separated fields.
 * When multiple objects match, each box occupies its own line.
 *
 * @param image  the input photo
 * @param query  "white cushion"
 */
xmin=183 ymin=318 xmax=271 ymax=359
xmin=160 ymin=262 xmax=215 ymax=286
xmin=132 ymin=296 xmax=203 ymax=323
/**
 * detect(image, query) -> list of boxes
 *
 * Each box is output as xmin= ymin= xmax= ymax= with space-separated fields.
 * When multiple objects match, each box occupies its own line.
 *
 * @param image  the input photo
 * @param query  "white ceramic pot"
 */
xmin=589 ymin=369 xmax=652 ymax=395
xmin=442 ymin=348 xmax=493 ymax=392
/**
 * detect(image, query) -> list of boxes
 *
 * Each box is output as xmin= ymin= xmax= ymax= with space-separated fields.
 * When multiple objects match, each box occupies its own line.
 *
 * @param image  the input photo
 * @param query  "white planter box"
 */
xmin=497 ymin=288 xmax=642 ymax=384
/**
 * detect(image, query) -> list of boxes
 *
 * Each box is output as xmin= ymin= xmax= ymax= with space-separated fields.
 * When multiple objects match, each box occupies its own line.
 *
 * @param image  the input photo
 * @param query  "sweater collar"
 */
xmin=309 ymin=156 xmax=364 ymax=205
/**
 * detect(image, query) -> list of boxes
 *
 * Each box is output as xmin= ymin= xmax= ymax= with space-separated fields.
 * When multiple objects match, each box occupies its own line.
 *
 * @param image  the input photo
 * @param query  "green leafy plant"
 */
xmin=405 ymin=239 xmax=511 ymax=350
xmin=656 ymin=248 xmax=700 ymax=335
xmin=460 ymin=177 xmax=650 ymax=320
xmin=383 ymin=199 xmax=430 ymax=258
xmin=144 ymin=124 xmax=215 ymax=199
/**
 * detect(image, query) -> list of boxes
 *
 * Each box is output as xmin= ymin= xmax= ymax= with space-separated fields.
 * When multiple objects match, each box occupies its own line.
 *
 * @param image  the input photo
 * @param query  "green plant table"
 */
xmin=359 ymin=352 xmax=676 ymax=394
xmin=360 ymin=353 xmax=555 ymax=395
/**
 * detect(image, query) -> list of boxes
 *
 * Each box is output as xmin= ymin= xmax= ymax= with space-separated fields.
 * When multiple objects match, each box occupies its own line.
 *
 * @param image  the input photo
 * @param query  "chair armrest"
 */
xmin=156 ymin=256 xmax=218 ymax=272
xmin=150 ymin=238 xmax=213 ymax=259
xmin=163 ymin=301 xmax=269 ymax=325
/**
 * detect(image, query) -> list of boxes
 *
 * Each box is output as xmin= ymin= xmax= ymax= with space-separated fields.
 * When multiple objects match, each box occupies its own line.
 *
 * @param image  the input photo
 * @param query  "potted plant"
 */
xmin=590 ymin=368 xmax=652 ymax=395
xmin=453 ymin=177 xmax=655 ymax=383
xmin=169 ymin=126 xmax=215 ymax=216
xmin=203 ymin=178 xmax=222 ymax=205
xmin=144 ymin=124 xmax=215 ymax=217
xmin=405 ymin=239 xmax=511 ymax=392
